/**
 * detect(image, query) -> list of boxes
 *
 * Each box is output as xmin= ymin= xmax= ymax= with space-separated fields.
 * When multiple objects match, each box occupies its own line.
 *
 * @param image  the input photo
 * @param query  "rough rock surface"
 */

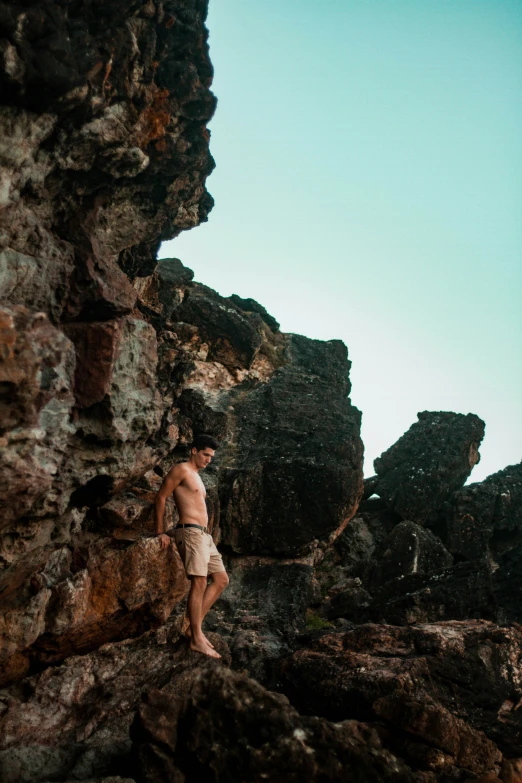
xmin=368 ymin=520 xmax=454 ymax=589
xmin=447 ymin=463 xmax=522 ymax=561
xmin=280 ymin=621 xmax=522 ymax=773
xmin=0 ymin=618 xmax=230 ymax=783
xmin=131 ymin=665 xmax=424 ymax=783
xmin=1 ymin=2 xmax=521 ymax=782
xmin=205 ymin=554 xmax=315 ymax=683
xmin=1 ymin=3 xmax=363 ymax=690
xmin=373 ymin=412 xmax=485 ymax=526
xmin=219 ymin=334 xmax=363 ymax=557
xmin=0 ymin=306 xmax=76 ymax=528
xmin=0 ymin=0 xmax=216 ymax=323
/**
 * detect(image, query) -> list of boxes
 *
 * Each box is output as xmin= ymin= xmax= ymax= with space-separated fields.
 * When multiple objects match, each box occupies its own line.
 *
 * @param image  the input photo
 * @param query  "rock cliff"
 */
xmin=1 ymin=2 xmax=521 ymax=782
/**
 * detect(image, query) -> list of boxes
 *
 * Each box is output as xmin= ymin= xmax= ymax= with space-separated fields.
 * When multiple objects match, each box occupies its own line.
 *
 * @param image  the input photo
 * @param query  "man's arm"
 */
xmin=155 ymin=464 xmax=185 ymax=547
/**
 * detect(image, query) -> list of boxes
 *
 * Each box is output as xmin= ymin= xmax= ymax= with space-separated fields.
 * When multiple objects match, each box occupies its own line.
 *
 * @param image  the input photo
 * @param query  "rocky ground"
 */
xmin=1 ymin=1 xmax=522 ymax=781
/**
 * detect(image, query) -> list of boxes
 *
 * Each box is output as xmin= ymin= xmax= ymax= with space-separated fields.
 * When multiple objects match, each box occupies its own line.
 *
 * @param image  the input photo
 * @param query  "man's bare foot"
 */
xmin=190 ymin=639 xmax=221 ymax=659
xmin=183 ymin=621 xmax=214 ymax=648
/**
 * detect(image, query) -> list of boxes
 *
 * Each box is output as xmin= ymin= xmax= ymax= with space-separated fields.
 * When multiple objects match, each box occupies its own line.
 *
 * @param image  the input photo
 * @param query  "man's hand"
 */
xmin=158 ymin=533 xmax=171 ymax=549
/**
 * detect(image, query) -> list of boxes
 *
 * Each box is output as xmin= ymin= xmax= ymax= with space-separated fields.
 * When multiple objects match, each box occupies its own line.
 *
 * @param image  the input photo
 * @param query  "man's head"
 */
xmin=190 ymin=434 xmax=220 ymax=470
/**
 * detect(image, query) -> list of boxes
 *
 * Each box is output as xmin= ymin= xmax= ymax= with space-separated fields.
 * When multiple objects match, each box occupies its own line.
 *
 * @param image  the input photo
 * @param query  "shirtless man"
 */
xmin=154 ymin=434 xmax=228 ymax=659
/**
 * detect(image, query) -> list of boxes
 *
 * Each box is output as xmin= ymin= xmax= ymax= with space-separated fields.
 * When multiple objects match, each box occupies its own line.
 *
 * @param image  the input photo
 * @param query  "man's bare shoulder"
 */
xmin=166 ymin=462 xmax=190 ymax=480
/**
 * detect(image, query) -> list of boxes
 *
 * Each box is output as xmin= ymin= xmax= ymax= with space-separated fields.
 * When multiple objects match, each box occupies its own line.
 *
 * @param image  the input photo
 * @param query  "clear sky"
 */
xmin=161 ymin=0 xmax=522 ymax=482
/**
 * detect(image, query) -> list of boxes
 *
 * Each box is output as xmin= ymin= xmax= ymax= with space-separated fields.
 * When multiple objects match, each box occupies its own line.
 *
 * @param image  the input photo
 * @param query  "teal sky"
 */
xmin=162 ymin=0 xmax=522 ymax=481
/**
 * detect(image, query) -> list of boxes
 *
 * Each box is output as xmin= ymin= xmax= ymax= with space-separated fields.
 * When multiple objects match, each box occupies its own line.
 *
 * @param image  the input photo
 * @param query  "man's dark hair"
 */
xmin=191 ymin=433 xmax=220 ymax=452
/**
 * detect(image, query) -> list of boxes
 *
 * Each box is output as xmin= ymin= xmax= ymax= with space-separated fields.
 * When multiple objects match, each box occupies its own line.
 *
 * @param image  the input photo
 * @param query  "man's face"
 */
xmin=192 ymin=447 xmax=215 ymax=469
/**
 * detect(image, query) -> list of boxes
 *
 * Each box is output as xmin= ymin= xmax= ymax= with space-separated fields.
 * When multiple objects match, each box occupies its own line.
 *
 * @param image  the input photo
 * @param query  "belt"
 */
xmin=176 ymin=523 xmax=208 ymax=532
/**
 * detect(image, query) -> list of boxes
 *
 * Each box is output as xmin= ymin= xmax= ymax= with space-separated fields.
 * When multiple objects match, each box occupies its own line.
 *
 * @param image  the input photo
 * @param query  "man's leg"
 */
xmin=184 ymin=571 xmax=229 ymax=648
xmin=201 ymin=571 xmax=229 ymax=619
xmin=187 ymin=575 xmax=220 ymax=659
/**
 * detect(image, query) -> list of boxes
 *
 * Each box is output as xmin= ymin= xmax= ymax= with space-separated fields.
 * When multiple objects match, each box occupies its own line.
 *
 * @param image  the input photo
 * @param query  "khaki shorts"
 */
xmin=174 ymin=527 xmax=225 ymax=578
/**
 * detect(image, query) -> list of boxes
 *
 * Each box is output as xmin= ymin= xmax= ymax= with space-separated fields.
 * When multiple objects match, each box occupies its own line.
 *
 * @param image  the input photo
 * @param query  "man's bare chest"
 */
xmin=178 ymin=475 xmax=206 ymax=498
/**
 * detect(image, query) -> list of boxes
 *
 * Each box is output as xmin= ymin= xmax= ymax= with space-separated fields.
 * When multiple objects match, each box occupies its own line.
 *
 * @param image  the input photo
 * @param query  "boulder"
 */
xmin=131 ymin=665 xmax=423 ymax=783
xmin=219 ymin=335 xmax=363 ymax=556
xmin=447 ymin=462 xmax=522 ymax=561
xmin=317 ymin=558 xmax=495 ymax=627
xmin=374 ymin=411 xmax=485 ymax=526
xmin=369 ymin=520 xmax=453 ymax=588
xmin=228 ymin=293 xmax=280 ymax=332
xmin=369 ymin=558 xmax=496 ymax=625
xmin=313 ymin=510 xmax=396 ymax=606
xmin=176 ymin=284 xmax=265 ymax=369
xmin=321 ymin=579 xmax=372 ymax=622
xmin=133 ymin=258 xmax=195 ymax=325
xmin=0 ymin=535 xmax=188 ymax=683
xmin=335 ymin=513 xmax=394 ymax=575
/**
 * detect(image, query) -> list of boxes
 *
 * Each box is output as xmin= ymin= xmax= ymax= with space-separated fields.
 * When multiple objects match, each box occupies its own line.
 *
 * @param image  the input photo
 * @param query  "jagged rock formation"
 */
xmin=0 ymin=619 xmax=230 ymax=783
xmin=131 ymin=666 xmax=425 ymax=783
xmin=314 ymin=427 xmax=522 ymax=630
xmin=447 ymin=463 xmax=522 ymax=561
xmin=1 ymin=2 xmax=522 ymax=782
xmin=372 ymin=411 xmax=485 ymax=527
xmin=280 ymin=622 xmax=522 ymax=778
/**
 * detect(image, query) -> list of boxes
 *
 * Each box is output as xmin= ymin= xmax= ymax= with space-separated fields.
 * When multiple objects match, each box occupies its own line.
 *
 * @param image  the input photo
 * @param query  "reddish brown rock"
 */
xmin=131 ymin=665 xmax=424 ymax=783
xmin=0 ymin=306 xmax=75 ymax=528
xmin=280 ymin=621 xmax=522 ymax=764
xmin=0 ymin=620 xmax=230 ymax=783
xmin=0 ymin=536 xmax=188 ymax=682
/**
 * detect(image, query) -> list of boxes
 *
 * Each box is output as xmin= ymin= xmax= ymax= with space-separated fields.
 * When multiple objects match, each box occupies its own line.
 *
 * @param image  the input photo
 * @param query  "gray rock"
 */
xmin=370 ymin=520 xmax=453 ymax=588
xmin=447 ymin=462 xmax=522 ymax=560
xmin=374 ymin=411 xmax=485 ymax=526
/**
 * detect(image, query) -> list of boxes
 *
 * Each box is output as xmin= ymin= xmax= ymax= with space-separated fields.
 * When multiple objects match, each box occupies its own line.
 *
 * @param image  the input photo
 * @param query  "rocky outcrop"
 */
xmin=280 ymin=621 xmax=522 ymax=777
xmin=0 ymin=0 xmax=216 ymax=322
xmin=373 ymin=412 xmax=485 ymax=527
xmin=0 ymin=618 xmax=230 ymax=783
xmin=131 ymin=665 xmax=424 ymax=783
xmin=0 ymin=0 xmax=363 ymax=691
xmin=1 ymin=2 xmax=521 ymax=782
xmin=447 ymin=463 xmax=522 ymax=561
xmin=219 ymin=335 xmax=363 ymax=557
xmin=0 ymin=0 xmax=219 ymax=686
